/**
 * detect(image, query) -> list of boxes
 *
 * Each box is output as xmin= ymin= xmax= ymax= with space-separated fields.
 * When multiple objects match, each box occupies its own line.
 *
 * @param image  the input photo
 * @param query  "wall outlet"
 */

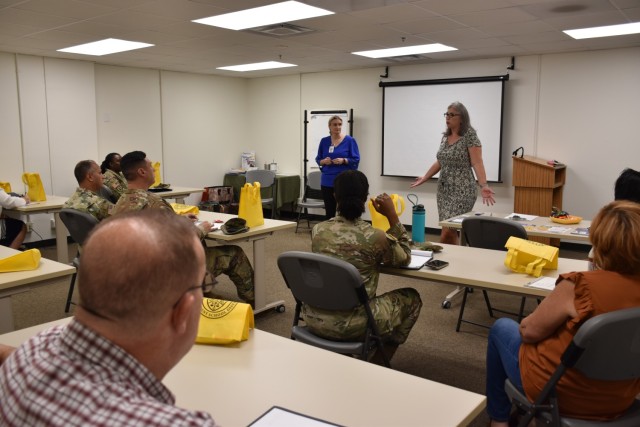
xmin=50 ymin=218 xmax=56 ymax=230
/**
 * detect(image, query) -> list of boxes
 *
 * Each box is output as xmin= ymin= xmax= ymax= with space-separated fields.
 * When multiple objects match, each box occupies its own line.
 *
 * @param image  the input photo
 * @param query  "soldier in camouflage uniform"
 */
xmin=100 ymin=153 xmax=127 ymax=201
xmin=113 ymin=151 xmax=255 ymax=306
xmin=63 ymin=160 xmax=114 ymax=221
xmin=306 ymin=170 xmax=422 ymax=360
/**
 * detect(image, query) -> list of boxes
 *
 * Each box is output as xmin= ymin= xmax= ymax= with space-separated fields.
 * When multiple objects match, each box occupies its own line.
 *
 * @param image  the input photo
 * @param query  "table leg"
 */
xmin=0 ymin=298 xmax=15 ymax=333
xmin=252 ymin=237 xmax=285 ymax=314
xmin=175 ymin=196 xmax=186 ymax=204
xmin=54 ymin=212 xmax=69 ymax=264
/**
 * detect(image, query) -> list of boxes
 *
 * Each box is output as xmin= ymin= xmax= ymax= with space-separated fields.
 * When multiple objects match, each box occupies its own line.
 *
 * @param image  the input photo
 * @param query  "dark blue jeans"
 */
xmin=486 ymin=318 xmax=525 ymax=422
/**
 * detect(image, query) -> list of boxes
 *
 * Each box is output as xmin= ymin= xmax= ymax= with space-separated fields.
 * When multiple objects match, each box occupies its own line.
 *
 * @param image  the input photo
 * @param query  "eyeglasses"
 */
xmin=173 ymin=281 xmax=213 ymax=307
xmin=444 ymin=113 xmax=460 ymax=118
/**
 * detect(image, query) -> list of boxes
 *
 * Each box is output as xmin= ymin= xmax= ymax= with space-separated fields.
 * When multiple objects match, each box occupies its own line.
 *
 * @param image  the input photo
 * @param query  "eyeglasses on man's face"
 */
xmin=444 ymin=112 xmax=460 ymax=118
xmin=173 ymin=282 xmax=213 ymax=307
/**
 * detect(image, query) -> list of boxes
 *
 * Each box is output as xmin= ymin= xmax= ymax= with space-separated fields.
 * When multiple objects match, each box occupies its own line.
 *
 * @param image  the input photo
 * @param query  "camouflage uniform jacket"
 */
xmin=102 ymin=169 xmax=128 ymax=201
xmin=311 ymin=216 xmax=411 ymax=300
xmin=112 ymin=188 xmax=207 ymax=238
xmin=63 ymin=187 xmax=114 ymax=221
xmin=112 ymin=188 xmax=173 ymax=215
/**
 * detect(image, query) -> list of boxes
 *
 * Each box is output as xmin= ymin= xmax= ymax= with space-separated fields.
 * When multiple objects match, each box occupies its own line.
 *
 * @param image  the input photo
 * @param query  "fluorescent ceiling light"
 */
xmin=352 ymin=43 xmax=457 ymax=58
xmin=217 ymin=61 xmax=297 ymax=72
xmin=192 ymin=1 xmax=333 ymax=30
xmin=564 ymin=22 xmax=640 ymax=39
xmin=57 ymin=38 xmax=153 ymax=56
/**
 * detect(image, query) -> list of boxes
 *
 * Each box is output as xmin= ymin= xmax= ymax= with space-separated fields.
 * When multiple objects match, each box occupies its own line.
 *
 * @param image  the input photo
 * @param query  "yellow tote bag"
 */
xmin=21 ymin=173 xmax=47 ymax=201
xmin=367 ymin=194 xmax=405 ymax=231
xmin=238 ymin=182 xmax=264 ymax=227
xmin=0 ymin=182 xmax=12 ymax=193
xmin=0 ymin=249 xmax=41 ymax=273
xmin=504 ymin=236 xmax=559 ymax=277
xmin=170 ymin=203 xmax=199 ymax=215
xmin=196 ymin=298 xmax=254 ymax=345
xmin=152 ymin=162 xmax=162 ymax=187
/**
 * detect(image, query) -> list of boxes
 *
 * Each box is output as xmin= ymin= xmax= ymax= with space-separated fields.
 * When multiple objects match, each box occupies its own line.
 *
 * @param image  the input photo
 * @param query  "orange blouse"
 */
xmin=519 ymin=270 xmax=640 ymax=420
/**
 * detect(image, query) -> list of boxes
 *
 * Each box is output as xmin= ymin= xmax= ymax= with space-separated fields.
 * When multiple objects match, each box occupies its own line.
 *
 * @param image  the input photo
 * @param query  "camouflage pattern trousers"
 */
xmin=205 ymin=245 xmax=254 ymax=305
xmin=303 ymin=288 xmax=423 ymax=344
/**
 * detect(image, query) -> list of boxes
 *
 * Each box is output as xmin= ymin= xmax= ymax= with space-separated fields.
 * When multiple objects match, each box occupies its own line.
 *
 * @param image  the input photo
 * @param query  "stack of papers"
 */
xmin=525 ymin=276 xmax=556 ymax=291
xmin=402 ymin=249 xmax=433 ymax=270
xmin=506 ymin=213 xmax=538 ymax=221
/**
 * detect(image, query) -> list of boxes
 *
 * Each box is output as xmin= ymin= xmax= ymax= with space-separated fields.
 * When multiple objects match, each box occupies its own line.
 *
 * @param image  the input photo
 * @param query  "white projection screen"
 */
xmin=381 ymin=75 xmax=508 ymax=182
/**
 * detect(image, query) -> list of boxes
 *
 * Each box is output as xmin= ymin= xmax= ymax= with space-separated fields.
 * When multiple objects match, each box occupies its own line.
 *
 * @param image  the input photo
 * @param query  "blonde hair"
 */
xmin=590 ymin=200 xmax=640 ymax=275
xmin=328 ymin=115 xmax=343 ymax=126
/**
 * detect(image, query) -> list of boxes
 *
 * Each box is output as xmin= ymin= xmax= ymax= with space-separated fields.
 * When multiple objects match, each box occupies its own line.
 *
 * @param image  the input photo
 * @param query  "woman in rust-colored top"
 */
xmin=486 ymin=200 xmax=640 ymax=427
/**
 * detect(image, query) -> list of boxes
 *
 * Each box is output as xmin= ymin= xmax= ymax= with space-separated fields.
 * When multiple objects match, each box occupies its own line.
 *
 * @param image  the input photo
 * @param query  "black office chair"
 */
xmin=457 ymin=216 xmax=530 ymax=332
xmin=295 ymin=171 xmax=324 ymax=233
xmin=98 ymin=185 xmax=117 ymax=203
xmin=277 ymin=251 xmax=391 ymax=368
xmin=506 ymin=306 xmax=640 ymax=427
xmin=59 ymin=208 xmax=99 ymax=312
xmin=245 ymin=170 xmax=276 ymax=218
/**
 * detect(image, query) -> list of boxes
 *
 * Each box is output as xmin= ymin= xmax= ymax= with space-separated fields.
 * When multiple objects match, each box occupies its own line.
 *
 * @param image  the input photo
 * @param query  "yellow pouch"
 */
xmin=21 ymin=173 xmax=47 ymax=201
xmin=0 ymin=182 xmax=12 ymax=193
xmin=170 ymin=203 xmax=199 ymax=215
xmin=196 ymin=298 xmax=254 ymax=345
xmin=368 ymin=194 xmax=405 ymax=231
xmin=152 ymin=162 xmax=162 ymax=187
xmin=238 ymin=182 xmax=264 ymax=227
xmin=0 ymin=249 xmax=41 ymax=273
xmin=504 ymin=236 xmax=559 ymax=277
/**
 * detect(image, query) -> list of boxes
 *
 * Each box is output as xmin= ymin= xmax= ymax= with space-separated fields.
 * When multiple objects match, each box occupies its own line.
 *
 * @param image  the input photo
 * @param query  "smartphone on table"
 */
xmin=425 ymin=259 xmax=449 ymax=270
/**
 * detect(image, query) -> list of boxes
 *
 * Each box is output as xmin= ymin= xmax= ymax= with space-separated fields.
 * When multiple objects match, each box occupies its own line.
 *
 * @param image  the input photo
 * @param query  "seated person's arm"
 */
xmin=519 ymin=279 xmax=578 ymax=344
xmin=0 ymin=343 xmax=16 ymax=364
xmin=371 ymin=194 xmax=411 ymax=266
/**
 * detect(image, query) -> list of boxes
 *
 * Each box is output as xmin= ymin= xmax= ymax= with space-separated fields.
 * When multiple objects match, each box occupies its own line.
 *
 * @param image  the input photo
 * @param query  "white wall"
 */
xmin=2 ymin=47 xmax=639 ymax=243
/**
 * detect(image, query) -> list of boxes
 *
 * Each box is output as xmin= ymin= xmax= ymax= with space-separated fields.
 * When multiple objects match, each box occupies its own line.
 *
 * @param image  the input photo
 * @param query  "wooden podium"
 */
xmin=512 ymin=155 xmax=566 ymax=244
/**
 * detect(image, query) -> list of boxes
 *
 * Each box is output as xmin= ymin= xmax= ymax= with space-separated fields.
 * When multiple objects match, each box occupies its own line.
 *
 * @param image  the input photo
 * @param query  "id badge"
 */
xmin=328 ymin=146 xmax=334 ymax=153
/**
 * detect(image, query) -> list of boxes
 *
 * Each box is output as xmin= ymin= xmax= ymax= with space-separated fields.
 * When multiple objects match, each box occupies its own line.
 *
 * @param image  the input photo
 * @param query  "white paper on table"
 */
xmin=547 ymin=226 xmax=571 ymax=234
xmin=525 ymin=276 xmax=557 ymax=291
xmin=249 ymin=406 xmax=342 ymax=427
xmin=411 ymin=249 xmax=434 ymax=258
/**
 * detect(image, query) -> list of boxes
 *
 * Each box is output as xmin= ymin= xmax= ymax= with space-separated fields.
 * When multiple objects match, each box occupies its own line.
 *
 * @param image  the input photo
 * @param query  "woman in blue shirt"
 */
xmin=315 ymin=115 xmax=360 ymax=219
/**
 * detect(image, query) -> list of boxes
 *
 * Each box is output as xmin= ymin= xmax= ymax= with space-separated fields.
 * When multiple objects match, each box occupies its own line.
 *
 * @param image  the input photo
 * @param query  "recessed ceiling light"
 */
xmin=217 ymin=61 xmax=297 ymax=72
xmin=192 ymin=1 xmax=333 ymax=31
xmin=564 ymin=22 xmax=640 ymax=39
xmin=57 ymin=38 xmax=153 ymax=56
xmin=352 ymin=43 xmax=457 ymax=59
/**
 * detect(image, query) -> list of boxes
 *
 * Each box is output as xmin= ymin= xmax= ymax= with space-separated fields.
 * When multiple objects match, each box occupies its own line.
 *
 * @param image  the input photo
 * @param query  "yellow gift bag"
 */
xmin=21 ymin=173 xmax=47 ymax=201
xmin=238 ymin=182 xmax=264 ymax=227
xmin=152 ymin=162 xmax=162 ymax=187
xmin=0 ymin=249 xmax=41 ymax=273
xmin=170 ymin=203 xmax=199 ymax=215
xmin=196 ymin=298 xmax=254 ymax=345
xmin=0 ymin=182 xmax=12 ymax=193
xmin=367 ymin=194 xmax=405 ymax=231
xmin=504 ymin=236 xmax=558 ymax=277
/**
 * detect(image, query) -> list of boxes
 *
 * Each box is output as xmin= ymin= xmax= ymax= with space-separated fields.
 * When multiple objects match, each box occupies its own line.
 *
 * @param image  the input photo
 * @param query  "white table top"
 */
xmin=153 ymin=186 xmax=204 ymax=199
xmin=439 ymin=212 xmax=591 ymax=243
xmin=6 ymin=195 xmax=68 ymax=213
xmin=0 ymin=246 xmax=75 ymax=293
xmin=198 ymin=211 xmax=296 ymax=242
xmin=0 ymin=319 xmax=486 ymax=427
xmin=383 ymin=243 xmax=587 ymax=298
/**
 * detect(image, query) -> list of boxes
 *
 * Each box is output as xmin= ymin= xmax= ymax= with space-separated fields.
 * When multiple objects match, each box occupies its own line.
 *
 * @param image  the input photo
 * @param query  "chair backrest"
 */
xmin=98 ymin=185 xmax=117 ymax=203
xmin=307 ymin=171 xmax=322 ymax=191
xmin=462 ymin=216 xmax=527 ymax=251
xmin=568 ymin=306 xmax=640 ymax=381
xmin=59 ymin=208 xmax=100 ymax=246
xmin=245 ymin=170 xmax=276 ymax=188
xmin=277 ymin=251 xmax=365 ymax=311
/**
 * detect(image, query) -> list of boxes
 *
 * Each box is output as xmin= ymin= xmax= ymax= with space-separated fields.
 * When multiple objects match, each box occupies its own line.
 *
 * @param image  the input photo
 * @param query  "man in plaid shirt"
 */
xmin=0 ymin=209 xmax=219 ymax=426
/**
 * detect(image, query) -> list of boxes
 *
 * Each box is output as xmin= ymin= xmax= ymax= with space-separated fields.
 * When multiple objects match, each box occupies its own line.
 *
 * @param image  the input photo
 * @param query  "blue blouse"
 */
xmin=315 ymin=135 xmax=360 ymax=188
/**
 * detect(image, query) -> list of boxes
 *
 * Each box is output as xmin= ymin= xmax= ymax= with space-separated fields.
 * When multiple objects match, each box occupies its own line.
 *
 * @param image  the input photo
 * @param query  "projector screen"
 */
xmin=381 ymin=75 xmax=507 ymax=182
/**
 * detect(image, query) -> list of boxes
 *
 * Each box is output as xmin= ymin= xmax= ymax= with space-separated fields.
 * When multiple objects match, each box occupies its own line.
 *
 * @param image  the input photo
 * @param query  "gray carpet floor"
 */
xmin=11 ymin=226 xmax=588 ymax=427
